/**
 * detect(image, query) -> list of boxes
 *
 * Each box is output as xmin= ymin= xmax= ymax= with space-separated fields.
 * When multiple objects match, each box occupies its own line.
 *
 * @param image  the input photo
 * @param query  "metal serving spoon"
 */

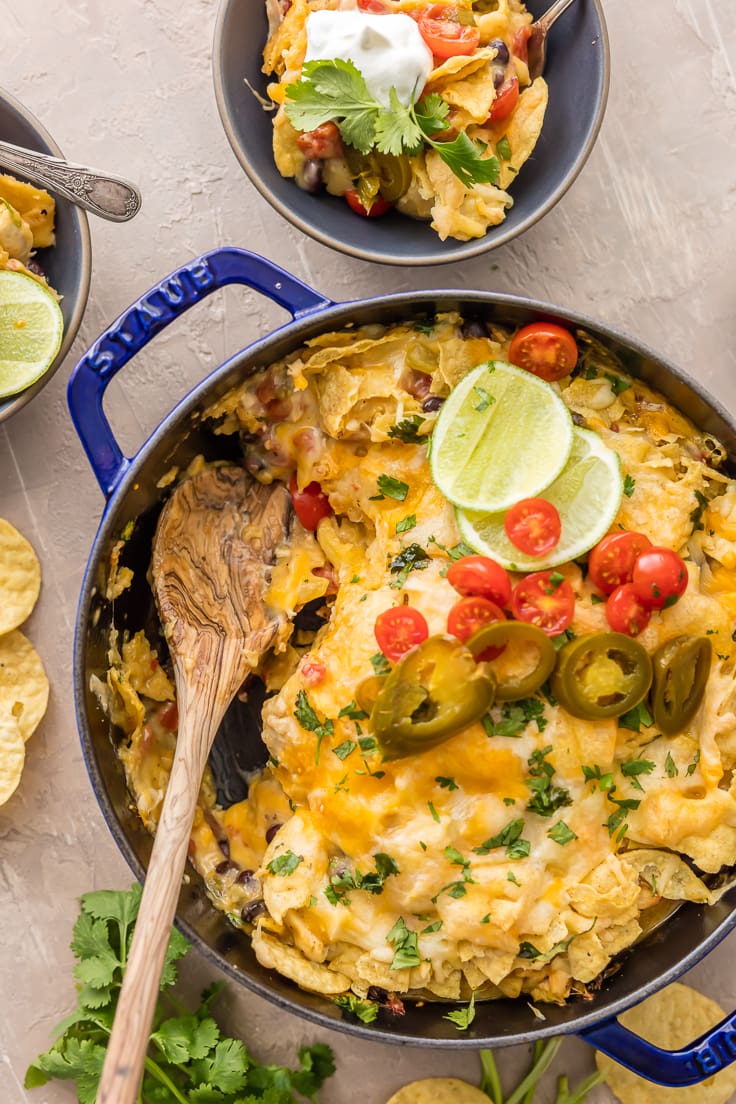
xmin=96 ymin=466 xmax=290 ymax=1104
xmin=527 ymin=0 xmax=579 ymax=81
xmin=0 ymin=139 xmax=141 ymax=222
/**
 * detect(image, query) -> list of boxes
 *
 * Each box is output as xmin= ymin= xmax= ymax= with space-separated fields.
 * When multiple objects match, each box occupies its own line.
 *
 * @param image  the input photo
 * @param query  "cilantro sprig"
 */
xmin=25 ymin=886 xmax=335 ymax=1104
xmin=285 ymin=59 xmax=500 ymax=191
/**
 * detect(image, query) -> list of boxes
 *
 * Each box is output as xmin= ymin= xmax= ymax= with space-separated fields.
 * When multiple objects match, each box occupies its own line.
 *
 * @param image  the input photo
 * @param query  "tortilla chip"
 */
xmin=0 ymin=174 xmax=55 ymax=248
xmin=427 ymin=48 xmax=495 ymax=88
xmin=387 ymin=1079 xmax=491 ymax=1104
xmin=0 ymin=629 xmax=49 ymax=742
xmin=436 ymin=62 xmax=497 ymax=127
xmin=0 ymin=518 xmax=41 ymax=634
xmin=621 ymin=849 xmax=714 ymax=904
xmin=426 ymin=152 xmax=512 ymax=241
xmin=595 ymin=982 xmax=736 ymax=1104
xmin=252 ymin=927 xmax=350 ymax=994
xmin=0 ymin=708 xmax=25 ymax=805
xmin=496 ymin=77 xmax=549 ymax=189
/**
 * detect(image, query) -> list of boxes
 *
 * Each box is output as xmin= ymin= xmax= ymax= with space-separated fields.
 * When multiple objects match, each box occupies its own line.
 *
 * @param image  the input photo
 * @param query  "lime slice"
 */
xmin=0 ymin=270 xmax=64 ymax=399
xmin=430 ymin=360 xmax=574 ymax=512
xmin=456 ymin=427 xmax=623 ymax=570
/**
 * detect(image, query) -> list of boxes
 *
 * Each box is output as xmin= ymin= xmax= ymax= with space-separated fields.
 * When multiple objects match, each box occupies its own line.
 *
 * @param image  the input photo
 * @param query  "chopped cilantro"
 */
xmin=359 ymin=735 xmax=378 ymax=752
xmin=484 ymin=698 xmax=547 ymax=737
xmin=590 ymin=593 xmax=605 ymax=604
xmin=582 ymin=763 xmax=614 ymax=791
xmin=690 ymin=489 xmax=709 ymax=531
xmin=618 ymin=700 xmax=654 ymax=733
xmin=376 ymin=474 xmax=409 ymax=501
xmin=421 ymin=920 xmax=443 ymax=934
xmin=547 ymin=571 xmax=565 ymax=589
xmin=547 ymin=821 xmax=577 ymax=846
xmin=473 ymin=385 xmax=494 ymax=413
xmin=496 ymin=135 xmax=512 ymax=160
xmin=507 ymin=871 xmax=522 ymax=886
xmin=335 ymin=994 xmax=379 ymax=1023
xmin=686 ymin=750 xmax=701 ymax=776
xmin=339 ymin=700 xmax=369 ymax=721
xmin=473 ymin=817 xmax=530 ymax=860
xmin=325 ymin=853 xmax=399 ymax=906
xmin=388 ymin=415 xmax=425 ymax=443
xmin=436 ymin=776 xmax=459 ymax=791
xmin=621 ymin=758 xmax=656 ymax=792
xmin=623 ymin=474 xmax=636 ymax=497
xmin=370 ymin=652 xmax=392 ymax=677
xmin=414 ymin=319 xmax=435 ymax=335
xmin=447 ymin=541 xmax=476 ymax=561
xmin=428 ymin=800 xmax=440 ymax=823
xmin=267 ymin=851 xmax=303 ymax=876
xmin=525 ymin=746 xmax=572 ymax=818
xmin=389 ymin=542 xmax=431 ymax=588
xmin=293 ymin=690 xmax=334 ymax=763
xmin=665 ymin=751 xmax=678 ymax=777
xmin=605 ymin=373 xmax=631 ymax=395
xmin=444 ymin=992 xmax=476 ymax=1031
xmin=396 ymin=514 xmax=417 ymax=534
xmin=387 ymin=916 xmax=420 ymax=970
xmin=331 ymin=740 xmax=357 ymax=761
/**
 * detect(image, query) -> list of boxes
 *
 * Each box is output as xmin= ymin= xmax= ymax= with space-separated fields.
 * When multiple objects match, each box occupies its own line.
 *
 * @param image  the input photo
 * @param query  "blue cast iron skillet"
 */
xmin=212 ymin=0 xmax=609 ymax=265
xmin=70 ymin=248 xmax=736 ymax=1085
xmin=0 ymin=85 xmax=91 ymax=423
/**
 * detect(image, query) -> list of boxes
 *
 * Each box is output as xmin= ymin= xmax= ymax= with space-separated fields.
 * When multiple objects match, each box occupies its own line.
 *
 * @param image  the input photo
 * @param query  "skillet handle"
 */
xmin=67 ymin=247 xmax=333 ymax=498
xmin=580 ymin=1007 xmax=736 ymax=1086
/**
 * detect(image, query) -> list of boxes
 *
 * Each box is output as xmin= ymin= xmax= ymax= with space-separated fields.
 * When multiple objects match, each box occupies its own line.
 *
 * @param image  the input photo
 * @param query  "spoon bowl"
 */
xmin=96 ymin=466 xmax=290 ymax=1104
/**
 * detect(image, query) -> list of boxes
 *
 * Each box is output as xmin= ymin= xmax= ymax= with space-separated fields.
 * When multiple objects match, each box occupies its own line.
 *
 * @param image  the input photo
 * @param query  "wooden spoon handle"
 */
xmin=96 ymin=709 xmax=215 ymax=1104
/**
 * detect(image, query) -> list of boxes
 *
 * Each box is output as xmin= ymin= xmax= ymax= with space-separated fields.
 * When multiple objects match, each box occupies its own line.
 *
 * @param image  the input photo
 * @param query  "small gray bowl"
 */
xmin=213 ymin=0 xmax=609 ymax=266
xmin=0 ymin=86 xmax=92 ymax=422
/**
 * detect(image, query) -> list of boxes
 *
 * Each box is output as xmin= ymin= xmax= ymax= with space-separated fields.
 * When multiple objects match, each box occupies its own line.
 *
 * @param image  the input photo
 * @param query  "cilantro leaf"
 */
xmin=284 ymin=59 xmax=379 ymax=153
xmin=334 ymin=995 xmax=379 ymax=1023
xmin=374 ymin=87 xmax=423 ymax=155
xmin=547 ymin=820 xmax=577 ymax=846
xmin=377 ymin=473 xmax=409 ymax=501
xmin=425 ymin=131 xmax=500 ymax=189
xmin=267 ymin=851 xmax=303 ymax=876
xmin=444 ymin=992 xmax=476 ymax=1031
xmin=293 ymin=689 xmax=334 ymax=762
xmin=414 ymin=93 xmax=450 ymax=135
xmin=386 ymin=916 xmax=421 ymax=969
xmin=388 ymin=415 xmax=426 ymax=443
xmin=621 ymin=757 xmax=656 ymax=792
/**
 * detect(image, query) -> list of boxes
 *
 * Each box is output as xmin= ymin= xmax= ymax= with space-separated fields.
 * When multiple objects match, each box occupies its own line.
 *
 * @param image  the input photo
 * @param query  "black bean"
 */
xmin=219 ymin=837 xmax=230 ymax=859
xmin=236 ymin=868 xmax=256 ymax=885
xmin=572 ymin=412 xmax=587 ymax=427
xmin=422 ymin=395 xmax=444 ymax=413
xmin=461 ymin=319 xmax=489 ymax=339
xmin=493 ymin=64 xmax=506 ymax=89
xmin=265 ymin=823 xmax=283 ymax=844
xmin=25 ymin=259 xmax=46 ymax=278
xmin=241 ymin=900 xmax=267 ymax=923
xmin=301 ymin=160 xmax=323 ymax=194
xmin=367 ymin=986 xmax=389 ymax=1003
xmin=215 ymin=859 xmax=234 ymax=875
xmin=489 ymin=38 xmax=509 ymax=64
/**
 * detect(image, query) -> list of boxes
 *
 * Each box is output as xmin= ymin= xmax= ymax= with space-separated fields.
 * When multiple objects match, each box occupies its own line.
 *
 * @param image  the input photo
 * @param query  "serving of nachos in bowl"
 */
xmin=213 ymin=0 xmax=608 ymax=264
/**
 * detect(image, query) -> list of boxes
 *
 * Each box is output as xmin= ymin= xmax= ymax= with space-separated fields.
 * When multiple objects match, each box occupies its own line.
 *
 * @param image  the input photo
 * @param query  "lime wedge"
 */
xmin=0 ymin=270 xmax=64 ymax=399
xmin=430 ymin=360 xmax=574 ymax=512
xmin=456 ymin=427 xmax=623 ymax=570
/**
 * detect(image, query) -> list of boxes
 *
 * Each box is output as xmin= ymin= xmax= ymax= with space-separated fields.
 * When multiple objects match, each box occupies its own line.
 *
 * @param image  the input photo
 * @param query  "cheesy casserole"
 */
xmin=102 ymin=315 xmax=736 ymax=1018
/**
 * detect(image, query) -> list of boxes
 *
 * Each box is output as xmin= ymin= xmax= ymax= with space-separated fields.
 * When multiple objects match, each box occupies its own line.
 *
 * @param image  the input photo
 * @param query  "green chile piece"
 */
xmin=466 ymin=620 xmax=557 ymax=701
xmin=551 ymin=632 xmax=652 ymax=720
xmin=651 ymin=634 xmax=712 ymax=736
xmin=371 ymin=635 xmax=496 ymax=760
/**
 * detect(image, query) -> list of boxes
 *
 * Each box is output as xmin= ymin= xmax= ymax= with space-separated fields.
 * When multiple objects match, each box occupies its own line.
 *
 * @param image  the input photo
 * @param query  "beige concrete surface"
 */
xmin=1 ymin=0 xmax=735 ymax=1100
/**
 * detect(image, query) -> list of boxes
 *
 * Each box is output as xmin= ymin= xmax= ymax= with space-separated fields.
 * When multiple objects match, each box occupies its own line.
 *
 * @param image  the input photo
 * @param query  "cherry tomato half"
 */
xmin=417 ymin=13 xmax=480 ymax=58
xmin=375 ymin=606 xmax=429 ymax=663
xmin=512 ymin=24 xmax=531 ymax=62
xmin=447 ymin=595 xmax=506 ymax=660
xmin=157 ymin=701 xmax=179 ymax=731
xmin=508 ymin=321 xmax=579 ymax=382
xmin=605 ymin=583 xmax=651 ymax=637
xmin=446 ymin=555 xmax=512 ymax=607
xmin=504 ymin=498 xmax=561 ymax=558
xmin=289 ymin=474 xmax=333 ymax=531
xmin=301 ymin=655 xmax=327 ymax=686
xmin=357 ymin=0 xmax=391 ymax=9
xmin=488 ymin=76 xmax=519 ymax=123
xmin=632 ymin=547 xmax=689 ymax=610
xmin=511 ymin=571 xmax=575 ymax=635
xmin=345 ymin=189 xmax=392 ymax=217
xmin=588 ymin=531 xmax=652 ymax=596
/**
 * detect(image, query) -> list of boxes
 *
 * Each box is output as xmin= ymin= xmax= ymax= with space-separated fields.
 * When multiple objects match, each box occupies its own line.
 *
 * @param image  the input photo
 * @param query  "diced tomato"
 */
xmin=446 ymin=555 xmax=512 ymax=607
xmin=417 ymin=12 xmax=480 ymax=58
xmin=375 ymin=606 xmax=429 ymax=663
xmin=512 ymin=24 xmax=531 ymax=62
xmin=605 ymin=583 xmax=651 ymax=636
xmin=345 ymin=190 xmax=392 ymax=217
xmin=632 ymin=548 xmax=689 ymax=610
xmin=289 ymin=474 xmax=333 ymax=531
xmin=296 ymin=122 xmax=343 ymax=160
xmin=301 ymin=656 xmax=327 ymax=686
xmin=488 ymin=76 xmax=519 ymax=123
xmin=158 ymin=701 xmax=178 ymax=731
xmin=504 ymin=498 xmax=561 ymax=558
xmin=357 ymin=0 xmax=392 ymax=10
xmin=508 ymin=321 xmax=579 ymax=382
xmin=511 ymin=571 xmax=575 ymax=635
xmin=588 ymin=531 xmax=652 ymax=596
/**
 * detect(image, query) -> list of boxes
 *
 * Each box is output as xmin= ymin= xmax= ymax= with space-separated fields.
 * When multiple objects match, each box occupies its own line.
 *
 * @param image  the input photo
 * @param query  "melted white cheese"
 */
xmin=304 ymin=10 xmax=433 ymax=108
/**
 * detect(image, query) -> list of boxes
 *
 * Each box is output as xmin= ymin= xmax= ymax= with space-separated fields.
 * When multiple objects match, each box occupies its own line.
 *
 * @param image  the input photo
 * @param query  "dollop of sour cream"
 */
xmin=304 ymin=10 xmax=434 ymax=109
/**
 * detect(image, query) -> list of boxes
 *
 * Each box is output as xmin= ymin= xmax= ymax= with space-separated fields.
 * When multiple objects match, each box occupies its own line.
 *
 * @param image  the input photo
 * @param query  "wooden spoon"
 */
xmin=97 ymin=466 xmax=290 ymax=1104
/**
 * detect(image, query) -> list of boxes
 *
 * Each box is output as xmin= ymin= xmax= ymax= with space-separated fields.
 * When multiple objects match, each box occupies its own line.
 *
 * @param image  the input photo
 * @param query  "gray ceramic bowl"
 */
xmin=0 ymin=87 xmax=92 ymax=422
xmin=213 ymin=0 xmax=609 ymax=266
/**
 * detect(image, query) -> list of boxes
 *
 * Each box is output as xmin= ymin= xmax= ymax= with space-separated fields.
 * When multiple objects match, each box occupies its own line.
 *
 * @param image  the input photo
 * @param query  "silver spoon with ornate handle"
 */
xmin=0 ymin=139 xmax=141 ymax=222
